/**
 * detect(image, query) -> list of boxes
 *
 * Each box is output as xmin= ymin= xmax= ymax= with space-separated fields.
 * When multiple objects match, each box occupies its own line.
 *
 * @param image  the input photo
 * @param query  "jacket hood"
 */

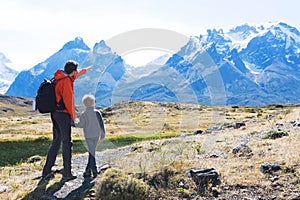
xmin=54 ymin=70 xmax=75 ymax=81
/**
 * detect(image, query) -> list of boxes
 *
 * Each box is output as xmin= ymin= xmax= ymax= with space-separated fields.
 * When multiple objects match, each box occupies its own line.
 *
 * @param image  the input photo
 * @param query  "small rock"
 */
xmin=2 ymin=107 xmax=14 ymax=112
xmin=178 ymin=181 xmax=184 ymax=187
xmin=234 ymin=122 xmax=246 ymax=129
xmin=212 ymin=187 xmax=219 ymax=197
xmin=27 ymin=155 xmax=42 ymax=163
xmin=131 ymin=145 xmax=143 ymax=152
xmin=150 ymin=141 xmax=159 ymax=146
xmin=0 ymin=185 xmax=8 ymax=193
xmin=292 ymin=121 xmax=300 ymax=127
xmin=260 ymin=164 xmax=281 ymax=173
xmin=270 ymin=176 xmax=279 ymax=182
xmin=290 ymin=195 xmax=300 ymax=200
xmin=205 ymin=125 xmax=222 ymax=133
xmin=99 ymin=164 xmax=111 ymax=173
xmin=209 ymin=154 xmax=219 ymax=158
xmin=194 ymin=130 xmax=203 ymax=135
xmin=232 ymin=144 xmax=251 ymax=155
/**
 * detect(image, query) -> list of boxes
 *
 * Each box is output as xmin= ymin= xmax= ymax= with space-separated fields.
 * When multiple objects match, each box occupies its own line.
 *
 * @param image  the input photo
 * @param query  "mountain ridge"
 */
xmin=3 ymin=21 xmax=300 ymax=106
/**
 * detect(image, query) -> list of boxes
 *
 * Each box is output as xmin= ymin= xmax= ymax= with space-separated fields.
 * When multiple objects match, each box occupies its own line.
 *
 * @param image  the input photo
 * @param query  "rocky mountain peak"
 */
xmin=59 ymin=37 xmax=90 ymax=52
xmin=93 ymin=40 xmax=112 ymax=54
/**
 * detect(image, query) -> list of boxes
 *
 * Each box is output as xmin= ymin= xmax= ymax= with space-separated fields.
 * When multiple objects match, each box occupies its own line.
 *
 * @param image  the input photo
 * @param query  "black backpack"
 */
xmin=35 ymin=78 xmax=66 ymax=113
xmin=35 ymin=78 xmax=57 ymax=113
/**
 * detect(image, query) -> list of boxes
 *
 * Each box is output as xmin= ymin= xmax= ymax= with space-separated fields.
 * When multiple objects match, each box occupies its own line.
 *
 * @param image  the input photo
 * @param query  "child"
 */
xmin=73 ymin=94 xmax=106 ymax=178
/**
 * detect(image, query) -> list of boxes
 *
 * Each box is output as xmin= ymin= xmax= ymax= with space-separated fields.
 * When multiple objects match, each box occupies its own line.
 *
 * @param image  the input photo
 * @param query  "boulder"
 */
xmin=187 ymin=168 xmax=220 ymax=195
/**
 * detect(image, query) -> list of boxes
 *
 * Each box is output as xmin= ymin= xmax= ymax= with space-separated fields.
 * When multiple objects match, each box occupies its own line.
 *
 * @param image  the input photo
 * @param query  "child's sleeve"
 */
xmin=75 ymin=113 xmax=86 ymax=128
xmin=96 ymin=111 xmax=106 ymax=139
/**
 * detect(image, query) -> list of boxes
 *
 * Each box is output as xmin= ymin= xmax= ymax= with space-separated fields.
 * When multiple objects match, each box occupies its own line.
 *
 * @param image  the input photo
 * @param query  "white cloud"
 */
xmin=0 ymin=0 xmax=299 ymax=71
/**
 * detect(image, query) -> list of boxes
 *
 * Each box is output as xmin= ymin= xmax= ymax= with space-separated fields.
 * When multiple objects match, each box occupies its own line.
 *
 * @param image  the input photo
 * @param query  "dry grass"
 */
xmin=1 ymin=98 xmax=300 ymax=199
xmin=102 ymin=103 xmax=300 ymax=198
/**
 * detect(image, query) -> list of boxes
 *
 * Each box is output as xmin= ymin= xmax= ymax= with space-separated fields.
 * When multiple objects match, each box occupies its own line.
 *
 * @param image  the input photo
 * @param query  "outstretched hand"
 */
xmin=86 ymin=66 xmax=93 ymax=72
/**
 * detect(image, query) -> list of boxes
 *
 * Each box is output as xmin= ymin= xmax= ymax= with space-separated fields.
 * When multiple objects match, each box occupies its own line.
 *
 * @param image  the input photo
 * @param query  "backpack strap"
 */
xmin=96 ymin=111 xmax=106 ymax=139
xmin=52 ymin=77 xmax=65 ymax=110
xmin=96 ymin=112 xmax=101 ymax=126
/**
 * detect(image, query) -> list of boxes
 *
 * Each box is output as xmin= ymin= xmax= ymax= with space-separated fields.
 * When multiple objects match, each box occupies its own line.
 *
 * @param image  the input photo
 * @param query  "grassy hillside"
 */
xmin=0 ymin=95 xmax=300 ymax=199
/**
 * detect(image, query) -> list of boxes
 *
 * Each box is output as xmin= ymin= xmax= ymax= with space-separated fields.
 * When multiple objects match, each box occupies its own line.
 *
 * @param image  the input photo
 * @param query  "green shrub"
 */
xmin=193 ymin=142 xmax=205 ymax=155
xmin=262 ymin=129 xmax=288 ymax=139
xmin=96 ymin=168 xmax=149 ymax=200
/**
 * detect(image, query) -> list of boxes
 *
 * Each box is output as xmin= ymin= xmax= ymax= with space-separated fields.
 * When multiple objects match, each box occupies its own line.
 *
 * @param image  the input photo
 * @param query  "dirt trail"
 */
xmin=22 ymin=147 xmax=131 ymax=200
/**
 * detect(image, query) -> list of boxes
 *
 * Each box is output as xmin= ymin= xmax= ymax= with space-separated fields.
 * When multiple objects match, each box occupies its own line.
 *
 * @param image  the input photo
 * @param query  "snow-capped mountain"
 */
xmin=142 ymin=22 xmax=300 ymax=105
xmin=5 ymin=37 xmax=130 ymax=108
xmin=6 ymin=37 xmax=91 ymax=97
xmin=74 ymin=40 xmax=128 ymax=107
xmin=5 ymin=22 xmax=300 ymax=107
xmin=0 ymin=53 xmax=18 ymax=94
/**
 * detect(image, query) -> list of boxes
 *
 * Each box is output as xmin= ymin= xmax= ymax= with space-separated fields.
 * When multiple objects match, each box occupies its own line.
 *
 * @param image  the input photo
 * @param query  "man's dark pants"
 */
xmin=42 ymin=112 xmax=73 ymax=176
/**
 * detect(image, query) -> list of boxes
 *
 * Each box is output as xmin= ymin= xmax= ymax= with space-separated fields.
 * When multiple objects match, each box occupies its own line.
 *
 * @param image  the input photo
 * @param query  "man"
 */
xmin=42 ymin=60 xmax=92 ymax=180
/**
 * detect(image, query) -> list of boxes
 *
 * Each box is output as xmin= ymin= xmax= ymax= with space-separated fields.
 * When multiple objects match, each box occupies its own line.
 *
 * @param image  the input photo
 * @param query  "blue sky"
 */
xmin=1 ymin=0 xmax=299 ymax=71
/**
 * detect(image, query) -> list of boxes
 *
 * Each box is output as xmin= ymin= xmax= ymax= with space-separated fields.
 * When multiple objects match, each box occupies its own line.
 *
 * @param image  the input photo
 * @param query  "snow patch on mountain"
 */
xmin=181 ymin=36 xmax=205 ymax=61
xmin=29 ymin=62 xmax=48 ymax=76
xmin=146 ymin=54 xmax=170 ymax=66
xmin=243 ymin=61 xmax=260 ymax=74
xmin=94 ymin=40 xmax=112 ymax=54
xmin=0 ymin=53 xmax=18 ymax=94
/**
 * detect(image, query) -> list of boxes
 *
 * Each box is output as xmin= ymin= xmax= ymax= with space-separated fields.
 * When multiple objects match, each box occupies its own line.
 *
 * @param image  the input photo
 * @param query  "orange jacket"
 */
xmin=54 ymin=69 xmax=87 ymax=120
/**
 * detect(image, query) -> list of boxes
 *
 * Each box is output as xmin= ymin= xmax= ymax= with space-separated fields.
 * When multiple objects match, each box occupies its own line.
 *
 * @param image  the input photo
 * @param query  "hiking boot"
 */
xmin=62 ymin=173 xmax=77 ymax=181
xmin=92 ymin=170 xmax=98 ymax=178
xmin=83 ymin=170 xmax=91 ymax=178
xmin=41 ymin=171 xmax=54 ymax=180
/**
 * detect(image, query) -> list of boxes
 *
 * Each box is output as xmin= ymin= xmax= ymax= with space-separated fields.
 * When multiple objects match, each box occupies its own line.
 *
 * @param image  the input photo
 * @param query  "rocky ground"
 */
xmin=21 ymin=147 xmax=131 ymax=200
xmin=1 ymin=95 xmax=300 ymax=199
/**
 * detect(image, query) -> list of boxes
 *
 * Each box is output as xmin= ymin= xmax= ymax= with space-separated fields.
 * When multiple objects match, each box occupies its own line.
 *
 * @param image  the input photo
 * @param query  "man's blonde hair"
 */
xmin=82 ymin=94 xmax=95 ymax=107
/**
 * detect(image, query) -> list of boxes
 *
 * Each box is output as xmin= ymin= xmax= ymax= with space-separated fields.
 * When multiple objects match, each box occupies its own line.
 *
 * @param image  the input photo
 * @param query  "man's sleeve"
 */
xmin=74 ymin=68 xmax=87 ymax=80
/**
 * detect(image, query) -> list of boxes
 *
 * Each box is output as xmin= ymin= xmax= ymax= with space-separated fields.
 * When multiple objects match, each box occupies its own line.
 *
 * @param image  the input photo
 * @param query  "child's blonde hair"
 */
xmin=82 ymin=94 xmax=95 ymax=107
